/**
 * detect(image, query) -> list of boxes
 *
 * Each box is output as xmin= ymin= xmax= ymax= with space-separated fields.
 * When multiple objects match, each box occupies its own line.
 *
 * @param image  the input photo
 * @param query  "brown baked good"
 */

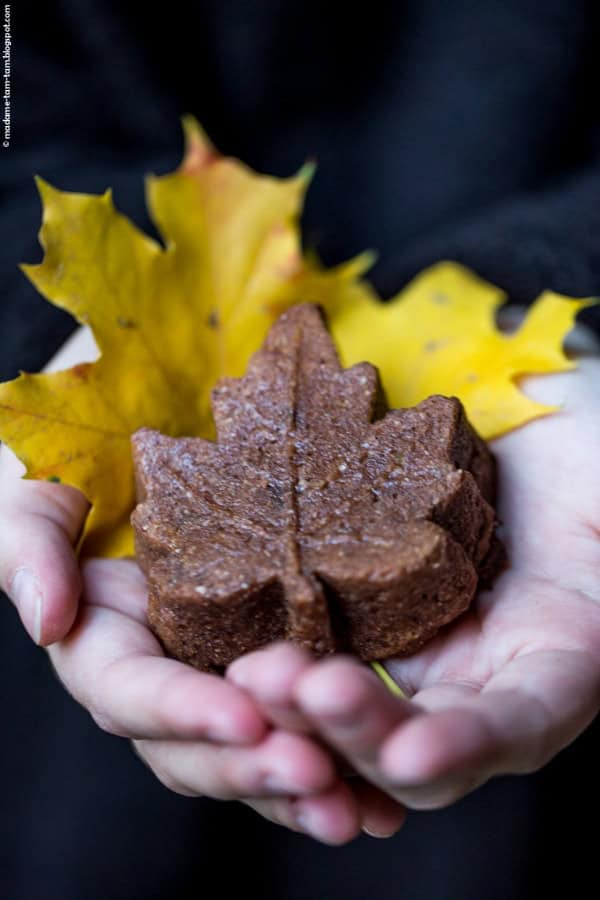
xmin=131 ymin=304 xmax=502 ymax=672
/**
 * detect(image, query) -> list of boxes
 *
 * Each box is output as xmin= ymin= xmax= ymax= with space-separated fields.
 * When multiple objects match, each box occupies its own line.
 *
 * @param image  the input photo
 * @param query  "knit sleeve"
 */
xmin=376 ymin=159 xmax=600 ymax=336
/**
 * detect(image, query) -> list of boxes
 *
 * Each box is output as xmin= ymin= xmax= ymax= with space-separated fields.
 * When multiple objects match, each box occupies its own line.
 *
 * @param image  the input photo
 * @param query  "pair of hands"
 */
xmin=1 ymin=325 xmax=600 ymax=845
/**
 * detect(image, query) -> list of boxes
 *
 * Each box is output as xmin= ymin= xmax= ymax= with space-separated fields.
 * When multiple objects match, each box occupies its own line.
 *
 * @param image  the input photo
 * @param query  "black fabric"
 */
xmin=1 ymin=2 xmax=598 ymax=898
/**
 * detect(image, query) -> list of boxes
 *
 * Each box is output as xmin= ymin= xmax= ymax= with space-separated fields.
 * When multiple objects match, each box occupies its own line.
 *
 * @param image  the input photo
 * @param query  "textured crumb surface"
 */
xmin=132 ymin=304 xmax=503 ymax=671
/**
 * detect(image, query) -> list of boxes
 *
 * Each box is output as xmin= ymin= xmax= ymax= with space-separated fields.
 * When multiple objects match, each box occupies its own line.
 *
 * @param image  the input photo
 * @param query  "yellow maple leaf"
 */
xmin=0 ymin=118 xmax=373 ymax=556
xmin=0 ymin=117 xmax=591 ymax=557
xmin=330 ymin=261 xmax=593 ymax=439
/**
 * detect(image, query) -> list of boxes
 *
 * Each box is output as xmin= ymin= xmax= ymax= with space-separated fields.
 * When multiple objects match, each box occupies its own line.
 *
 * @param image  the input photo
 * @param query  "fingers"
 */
xmin=134 ymin=729 xmax=337 ymax=802
xmin=244 ymin=650 xmax=482 ymax=810
xmin=348 ymin=777 xmax=407 ymax=838
xmin=60 ymin=617 xmax=268 ymax=743
xmin=228 ymin=645 xmax=404 ymax=841
xmin=377 ymin=704 xmax=498 ymax=808
xmin=49 ymin=558 xmax=267 ymax=743
xmin=293 ymin=655 xmax=418 ymax=771
xmin=232 ymin=643 xmax=600 ymax=814
xmin=244 ymin=780 xmax=405 ymax=844
xmin=244 ymin=782 xmax=363 ymax=845
xmin=228 ymin=645 xmax=415 ymax=825
xmin=227 ymin=642 xmax=316 ymax=732
xmin=378 ymin=647 xmax=600 ymax=809
xmin=52 ymin=555 xmax=356 ymax=836
xmin=229 ymin=646 xmax=405 ymax=842
xmin=290 ymin=647 xmax=600 ymax=812
xmin=0 ymin=443 xmax=90 ymax=645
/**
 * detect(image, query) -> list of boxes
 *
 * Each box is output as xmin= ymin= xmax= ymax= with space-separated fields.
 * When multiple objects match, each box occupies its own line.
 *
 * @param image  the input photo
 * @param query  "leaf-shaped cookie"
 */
xmin=132 ymin=305 xmax=501 ymax=671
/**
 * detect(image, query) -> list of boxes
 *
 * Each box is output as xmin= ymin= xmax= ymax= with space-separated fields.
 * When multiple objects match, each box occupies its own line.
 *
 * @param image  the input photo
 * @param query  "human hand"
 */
xmin=0 ymin=327 xmax=403 ymax=845
xmin=229 ymin=348 xmax=600 ymax=823
xmin=0 ymin=424 xmax=365 ymax=845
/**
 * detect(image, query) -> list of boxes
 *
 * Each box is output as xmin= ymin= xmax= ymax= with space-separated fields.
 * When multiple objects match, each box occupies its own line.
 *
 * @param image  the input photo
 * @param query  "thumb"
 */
xmin=0 ymin=444 xmax=90 ymax=645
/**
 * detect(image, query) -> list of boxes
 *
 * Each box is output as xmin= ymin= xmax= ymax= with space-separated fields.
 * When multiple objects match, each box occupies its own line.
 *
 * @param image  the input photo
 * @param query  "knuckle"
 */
xmin=85 ymin=670 xmax=128 ymax=737
xmin=156 ymin=769 xmax=197 ymax=797
xmin=508 ymin=740 xmax=553 ymax=775
xmin=154 ymin=768 xmax=193 ymax=796
xmin=402 ymin=774 xmax=482 ymax=810
xmin=216 ymin=764 xmax=248 ymax=799
xmin=243 ymin=797 xmax=291 ymax=829
xmin=217 ymin=756 xmax=260 ymax=799
xmin=89 ymin=706 xmax=127 ymax=738
xmin=132 ymin=742 xmax=201 ymax=798
xmin=153 ymin=670 xmax=196 ymax=730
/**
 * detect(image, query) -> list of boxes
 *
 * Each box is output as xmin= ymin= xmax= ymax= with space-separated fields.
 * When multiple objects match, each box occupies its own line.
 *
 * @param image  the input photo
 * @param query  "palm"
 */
xmin=384 ymin=359 xmax=600 ymax=760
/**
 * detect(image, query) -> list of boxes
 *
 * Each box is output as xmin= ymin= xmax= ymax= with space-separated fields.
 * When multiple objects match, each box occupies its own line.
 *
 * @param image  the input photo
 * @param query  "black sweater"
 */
xmin=0 ymin=3 xmax=598 ymax=899
xmin=2 ymin=0 xmax=600 ymax=383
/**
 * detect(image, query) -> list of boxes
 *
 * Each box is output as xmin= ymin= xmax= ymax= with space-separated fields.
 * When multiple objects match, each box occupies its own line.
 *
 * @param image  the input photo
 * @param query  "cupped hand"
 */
xmin=0 ymin=327 xmax=404 ymax=845
xmin=229 ymin=351 xmax=600 ymax=817
xmin=0 ymin=441 xmax=378 ymax=845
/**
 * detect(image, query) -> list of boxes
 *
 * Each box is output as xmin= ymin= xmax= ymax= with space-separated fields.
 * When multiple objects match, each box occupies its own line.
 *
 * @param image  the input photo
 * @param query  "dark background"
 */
xmin=1 ymin=1 xmax=599 ymax=897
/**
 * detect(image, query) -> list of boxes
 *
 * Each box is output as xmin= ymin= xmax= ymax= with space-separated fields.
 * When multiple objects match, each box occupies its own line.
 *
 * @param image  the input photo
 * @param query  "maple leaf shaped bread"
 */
xmin=132 ymin=304 xmax=503 ymax=671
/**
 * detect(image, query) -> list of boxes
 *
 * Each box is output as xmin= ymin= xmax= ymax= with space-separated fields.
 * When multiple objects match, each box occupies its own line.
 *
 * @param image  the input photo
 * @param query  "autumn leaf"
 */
xmin=330 ymin=261 xmax=594 ymax=439
xmin=0 ymin=118 xmax=373 ymax=556
xmin=0 ymin=117 xmax=592 ymax=557
xmin=132 ymin=305 xmax=497 ymax=671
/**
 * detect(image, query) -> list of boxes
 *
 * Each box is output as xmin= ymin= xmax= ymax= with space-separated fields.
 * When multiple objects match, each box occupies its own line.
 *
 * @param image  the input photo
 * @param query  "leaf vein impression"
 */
xmin=288 ymin=322 xmax=302 ymax=577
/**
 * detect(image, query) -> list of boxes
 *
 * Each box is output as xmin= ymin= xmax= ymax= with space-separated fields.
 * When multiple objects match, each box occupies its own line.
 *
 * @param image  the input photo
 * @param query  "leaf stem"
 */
xmin=370 ymin=661 xmax=407 ymax=698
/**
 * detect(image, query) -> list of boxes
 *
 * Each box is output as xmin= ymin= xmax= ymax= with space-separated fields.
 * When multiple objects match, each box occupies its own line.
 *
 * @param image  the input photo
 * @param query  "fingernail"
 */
xmin=10 ymin=568 xmax=43 ymax=644
xmin=226 ymin=663 xmax=247 ymax=686
xmin=361 ymin=825 xmax=399 ymax=839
